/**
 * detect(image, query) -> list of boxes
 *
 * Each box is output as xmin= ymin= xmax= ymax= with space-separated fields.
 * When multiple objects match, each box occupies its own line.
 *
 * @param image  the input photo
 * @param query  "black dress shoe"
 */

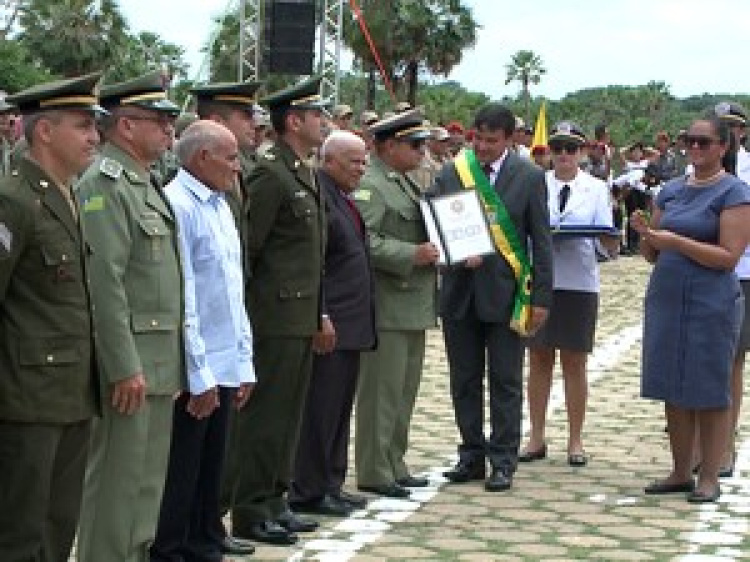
xmin=276 ymin=508 xmax=319 ymax=533
xmin=396 ymin=475 xmax=430 ymax=487
xmin=357 ymin=482 xmax=411 ymax=498
xmin=333 ymin=490 xmax=368 ymax=509
xmin=518 ymin=444 xmax=547 ymax=463
xmin=238 ymin=520 xmax=297 ymax=545
xmin=485 ymin=468 xmax=513 ymax=492
xmin=644 ymin=480 xmax=695 ymax=495
xmin=443 ymin=461 xmax=486 ymax=483
xmin=290 ymin=494 xmax=354 ymax=517
xmin=220 ymin=535 xmax=256 ymax=555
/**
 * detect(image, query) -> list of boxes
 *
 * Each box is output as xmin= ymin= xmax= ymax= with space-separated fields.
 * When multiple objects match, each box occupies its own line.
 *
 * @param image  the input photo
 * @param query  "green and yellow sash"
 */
xmin=453 ymin=149 xmax=533 ymax=335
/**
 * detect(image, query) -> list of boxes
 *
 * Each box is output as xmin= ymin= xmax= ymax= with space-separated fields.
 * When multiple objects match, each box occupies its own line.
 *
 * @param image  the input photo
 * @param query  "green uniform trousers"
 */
xmin=0 ymin=420 xmax=90 ymax=562
xmin=77 ymin=395 xmax=173 ymax=562
xmin=355 ymin=330 xmax=426 ymax=486
xmin=227 ymin=336 xmax=312 ymax=529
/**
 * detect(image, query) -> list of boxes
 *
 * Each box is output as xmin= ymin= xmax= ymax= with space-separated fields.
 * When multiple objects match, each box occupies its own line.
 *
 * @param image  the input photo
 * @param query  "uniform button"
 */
xmin=61 ymin=254 xmax=68 ymax=261
xmin=151 ymin=319 xmax=159 ymax=327
xmin=401 ymin=282 xmax=409 ymax=289
xmin=296 ymin=291 xmax=302 ymax=298
xmin=46 ymin=354 xmax=54 ymax=363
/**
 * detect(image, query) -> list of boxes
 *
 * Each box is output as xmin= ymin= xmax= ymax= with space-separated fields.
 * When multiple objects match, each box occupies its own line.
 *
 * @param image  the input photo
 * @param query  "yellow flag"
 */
xmin=531 ymin=101 xmax=548 ymax=152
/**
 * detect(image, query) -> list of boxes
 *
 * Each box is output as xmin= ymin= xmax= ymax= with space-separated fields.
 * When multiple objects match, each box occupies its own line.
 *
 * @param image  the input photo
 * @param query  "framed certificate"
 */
xmin=420 ymin=191 xmax=496 ymax=265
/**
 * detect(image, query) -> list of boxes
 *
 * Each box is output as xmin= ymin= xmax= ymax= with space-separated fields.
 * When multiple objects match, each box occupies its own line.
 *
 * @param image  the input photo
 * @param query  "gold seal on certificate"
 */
xmin=420 ymin=191 xmax=495 ymax=265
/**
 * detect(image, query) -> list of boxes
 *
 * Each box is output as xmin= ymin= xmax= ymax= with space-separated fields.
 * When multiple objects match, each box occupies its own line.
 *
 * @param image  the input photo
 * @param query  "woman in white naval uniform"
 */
xmin=520 ymin=122 xmax=618 ymax=466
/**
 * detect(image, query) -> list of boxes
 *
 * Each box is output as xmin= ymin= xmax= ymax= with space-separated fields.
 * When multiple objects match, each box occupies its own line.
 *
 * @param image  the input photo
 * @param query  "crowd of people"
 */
xmin=0 ymin=67 xmax=749 ymax=562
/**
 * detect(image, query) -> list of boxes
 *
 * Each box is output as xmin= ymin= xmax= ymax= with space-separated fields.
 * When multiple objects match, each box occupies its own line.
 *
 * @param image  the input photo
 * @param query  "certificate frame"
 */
xmin=420 ymin=190 xmax=496 ymax=266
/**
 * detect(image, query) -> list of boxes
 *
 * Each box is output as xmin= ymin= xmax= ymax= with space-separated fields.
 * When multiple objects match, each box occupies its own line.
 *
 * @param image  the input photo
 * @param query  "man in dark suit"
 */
xmin=433 ymin=103 xmax=553 ymax=492
xmin=289 ymin=130 xmax=376 ymax=516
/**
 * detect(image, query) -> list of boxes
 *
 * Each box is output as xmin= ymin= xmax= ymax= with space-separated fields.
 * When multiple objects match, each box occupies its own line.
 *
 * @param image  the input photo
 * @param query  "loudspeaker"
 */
xmin=265 ymin=0 xmax=316 ymax=75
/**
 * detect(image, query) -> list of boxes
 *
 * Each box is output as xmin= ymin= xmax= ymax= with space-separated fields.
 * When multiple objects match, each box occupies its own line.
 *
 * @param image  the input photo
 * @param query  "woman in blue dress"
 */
xmin=632 ymin=116 xmax=750 ymax=503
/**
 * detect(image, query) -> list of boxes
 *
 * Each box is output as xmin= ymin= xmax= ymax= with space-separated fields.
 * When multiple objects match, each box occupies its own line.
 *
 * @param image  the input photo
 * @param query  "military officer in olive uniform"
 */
xmin=75 ymin=72 xmax=184 ymax=562
xmin=226 ymin=76 xmax=327 ymax=547
xmin=190 ymin=80 xmax=262 ymax=236
xmin=0 ymin=73 xmax=103 ymax=562
xmin=353 ymin=110 xmax=439 ymax=499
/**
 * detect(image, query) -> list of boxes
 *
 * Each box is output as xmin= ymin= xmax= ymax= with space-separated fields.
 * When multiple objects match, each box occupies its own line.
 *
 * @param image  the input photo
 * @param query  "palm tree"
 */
xmin=19 ymin=0 xmax=129 ymax=77
xmin=505 ymin=50 xmax=546 ymax=123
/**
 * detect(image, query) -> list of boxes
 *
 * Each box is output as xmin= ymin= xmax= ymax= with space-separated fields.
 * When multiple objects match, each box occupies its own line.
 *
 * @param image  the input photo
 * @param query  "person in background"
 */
xmin=521 ymin=122 xmax=618 ymax=468
xmin=0 ymin=94 xmax=17 ymax=176
xmin=331 ymin=104 xmax=354 ymax=131
xmin=634 ymin=116 xmax=750 ymax=504
xmin=0 ymin=72 xmax=102 ymax=562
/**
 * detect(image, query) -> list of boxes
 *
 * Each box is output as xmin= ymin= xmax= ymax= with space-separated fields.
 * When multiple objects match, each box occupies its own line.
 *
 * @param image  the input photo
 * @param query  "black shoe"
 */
xmin=519 ymin=445 xmax=548 ymax=463
xmin=644 ymin=480 xmax=695 ymax=495
xmin=443 ymin=460 xmax=486 ymax=483
xmin=237 ymin=520 xmax=297 ymax=545
xmin=333 ymin=490 xmax=368 ymax=509
xmin=687 ymin=486 xmax=721 ymax=504
xmin=220 ymin=535 xmax=256 ymax=555
xmin=357 ymin=482 xmax=411 ymax=498
xmin=276 ymin=508 xmax=319 ymax=533
xmin=290 ymin=494 xmax=354 ymax=517
xmin=567 ymin=451 xmax=588 ymax=467
xmin=396 ymin=475 xmax=430 ymax=487
xmin=485 ymin=468 xmax=513 ymax=492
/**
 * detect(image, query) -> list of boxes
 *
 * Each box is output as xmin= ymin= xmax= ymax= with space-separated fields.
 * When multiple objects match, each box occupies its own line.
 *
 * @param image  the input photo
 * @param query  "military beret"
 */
xmin=100 ymin=71 xmax=179 ymax=115
xmin=549 ymin=121 xmax=587 ymax=145
xmin=714 ymin=101 xmax=747 ymax=125
xmin=261 ymin=75 xmax=328 ymax=113
xmin=7 ymin=72 xmax=105 ymax=115
xmin=190 ymin=80 xmax=262 ymax=111
xmin=369 ymin=108 xmax=432 ymax=142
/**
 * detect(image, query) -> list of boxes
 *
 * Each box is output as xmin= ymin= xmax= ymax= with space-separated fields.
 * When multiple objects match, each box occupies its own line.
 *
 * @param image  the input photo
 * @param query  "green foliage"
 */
xmin=505 ymin=50 xmax=546 ymax=124
xmin=342 ymin=0 xmax=478 ymax=105
xmin=108 ymin=31 xmax=189 ymax=84
xmin=0 ymin=39 xmax=53 ymax=92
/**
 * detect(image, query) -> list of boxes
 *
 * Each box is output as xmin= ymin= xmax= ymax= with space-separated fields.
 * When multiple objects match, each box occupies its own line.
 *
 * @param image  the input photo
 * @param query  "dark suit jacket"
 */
xmin=432 ymin=151 xmax=553 ymax=323
xmin=319 ymin=170 xmax=377 ymax=351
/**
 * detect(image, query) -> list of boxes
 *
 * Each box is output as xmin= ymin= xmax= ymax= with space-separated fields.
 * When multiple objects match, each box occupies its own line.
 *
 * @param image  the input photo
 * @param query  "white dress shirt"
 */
xmin=547 ymin=170 xmax=613 ymax=293
xmin=165 ymin=169 xmax=255 ymax=394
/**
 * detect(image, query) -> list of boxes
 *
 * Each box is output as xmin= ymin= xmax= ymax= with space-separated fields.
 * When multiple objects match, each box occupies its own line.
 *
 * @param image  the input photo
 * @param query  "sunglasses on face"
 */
xmin=407 ymin=138 xmax=426 ymax=150
xmin=684 ymin=135 xmax=719 ymax=149
xmin=549 ymin=142 xmax=580 ymax=155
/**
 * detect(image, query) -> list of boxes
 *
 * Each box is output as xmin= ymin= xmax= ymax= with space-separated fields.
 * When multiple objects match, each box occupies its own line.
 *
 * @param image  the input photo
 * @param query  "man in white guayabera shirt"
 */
xmin=150 ymin=120 xmax=256 ymax=562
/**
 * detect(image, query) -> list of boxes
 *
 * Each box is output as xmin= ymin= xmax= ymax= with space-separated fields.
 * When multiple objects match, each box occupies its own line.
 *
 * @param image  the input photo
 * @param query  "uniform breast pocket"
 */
xmin=136 ymin=216 xmax=171 ymax=262
xmin=41 ymin=245 xmax=80 ymax=283
xmin=290 ymin=198 xmax=316 ymax=225
xmin=382 ymin=206 xmax=421 ymax=241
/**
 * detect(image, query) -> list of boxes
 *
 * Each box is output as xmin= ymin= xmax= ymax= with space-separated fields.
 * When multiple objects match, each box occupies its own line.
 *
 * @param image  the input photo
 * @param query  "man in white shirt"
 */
xmin=150 ymin=120 xmax=256 ymax=562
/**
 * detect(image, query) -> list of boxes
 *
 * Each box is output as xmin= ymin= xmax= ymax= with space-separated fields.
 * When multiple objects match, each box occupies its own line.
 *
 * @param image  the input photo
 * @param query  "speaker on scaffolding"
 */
xmin=265 ymin=0 xmax=316 ymax=75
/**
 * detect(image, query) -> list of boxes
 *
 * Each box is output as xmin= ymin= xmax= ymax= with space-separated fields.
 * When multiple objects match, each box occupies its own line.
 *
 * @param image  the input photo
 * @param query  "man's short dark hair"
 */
xmin=472 ymin=104 xmax=515 ymax=136
xmin=594 ymin=124 xmax=607 ymax=141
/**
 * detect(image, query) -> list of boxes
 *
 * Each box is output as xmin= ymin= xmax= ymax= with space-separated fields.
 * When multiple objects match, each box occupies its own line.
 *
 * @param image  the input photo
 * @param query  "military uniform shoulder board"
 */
xmin=264 ymin=152 xmax=276 ymax=161
xmin=99 ymin=157 xmax=123 ymax=180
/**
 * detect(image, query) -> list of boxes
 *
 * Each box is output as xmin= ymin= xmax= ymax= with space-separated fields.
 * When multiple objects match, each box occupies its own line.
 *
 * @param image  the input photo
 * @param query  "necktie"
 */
xmin=559 ymin=184 xmax=571 ymax=213
xmin=344 ymin=196 xmax=363 ymax=236
xmin=482 ymin=163 xmax=493 ymax=182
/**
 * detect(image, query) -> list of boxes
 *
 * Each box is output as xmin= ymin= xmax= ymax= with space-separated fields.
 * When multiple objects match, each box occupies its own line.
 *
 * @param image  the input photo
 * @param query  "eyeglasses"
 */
xmin=684 ymin=135 xmax=720 ymax=149
xmin=549 ymin=142 xmax=580 ymax=155
xmin=407 ymin=138 xmax=426 ymax=150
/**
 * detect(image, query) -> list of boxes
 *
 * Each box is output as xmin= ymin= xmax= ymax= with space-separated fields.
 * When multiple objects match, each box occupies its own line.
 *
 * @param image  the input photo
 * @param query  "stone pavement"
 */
xmin=69 ymin=256 xmax=750 ymax=561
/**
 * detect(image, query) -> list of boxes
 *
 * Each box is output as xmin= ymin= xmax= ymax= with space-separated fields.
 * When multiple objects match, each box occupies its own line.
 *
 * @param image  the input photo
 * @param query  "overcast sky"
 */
xmin=120 ymin=0 xmax=749 ymax=100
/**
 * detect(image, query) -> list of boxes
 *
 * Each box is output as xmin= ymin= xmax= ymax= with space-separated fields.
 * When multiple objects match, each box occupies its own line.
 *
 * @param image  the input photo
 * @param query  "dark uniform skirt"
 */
xmin=739 ymin=280 xmax=750 ymax=353
xmin=528 ymin=289 xmax=599 ymax=353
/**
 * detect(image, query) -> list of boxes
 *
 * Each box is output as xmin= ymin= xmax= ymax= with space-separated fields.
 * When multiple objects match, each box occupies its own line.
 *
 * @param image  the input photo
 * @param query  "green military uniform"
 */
xmin=75 ymin=72 xmax=185 ymax=562
xmin=353 ymin=111 xmax=437 ymax=489
xmin=226 ymin=77 xmax=327 ymax=537
xmin=0 ymin=96 xmax=16 ymax=176
xmin=0 ymin=74 xmax=102 ymax=562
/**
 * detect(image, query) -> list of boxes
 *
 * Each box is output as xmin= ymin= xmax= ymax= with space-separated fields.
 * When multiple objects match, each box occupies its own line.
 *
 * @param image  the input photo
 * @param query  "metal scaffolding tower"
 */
xmin=318 ymin=0 xmax=344 ymax=105
xmin=238 ymin=0 xmax=262 ymax=82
